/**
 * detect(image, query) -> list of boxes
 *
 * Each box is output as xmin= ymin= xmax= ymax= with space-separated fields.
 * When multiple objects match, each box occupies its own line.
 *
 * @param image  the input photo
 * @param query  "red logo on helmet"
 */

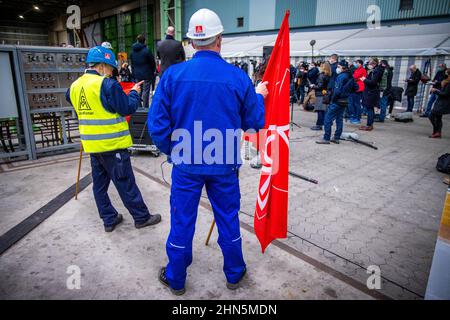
xmin=195 ymin=25 xmax=203 ymax=33
xmin=105 ymin=53 xmax=111 ymax=59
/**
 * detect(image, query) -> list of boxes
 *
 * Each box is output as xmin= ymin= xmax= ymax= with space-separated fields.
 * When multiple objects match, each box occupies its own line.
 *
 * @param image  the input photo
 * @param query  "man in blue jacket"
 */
xmin=148 ymin=8 xmax=268 ymax=295
xmin=317 ymin=60 xmax=355 ymax=144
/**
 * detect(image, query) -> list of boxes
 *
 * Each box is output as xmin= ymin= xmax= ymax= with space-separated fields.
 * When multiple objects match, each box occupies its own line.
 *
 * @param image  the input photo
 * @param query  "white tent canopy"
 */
xmin=185 ymin=21 xmax=450 ymax=58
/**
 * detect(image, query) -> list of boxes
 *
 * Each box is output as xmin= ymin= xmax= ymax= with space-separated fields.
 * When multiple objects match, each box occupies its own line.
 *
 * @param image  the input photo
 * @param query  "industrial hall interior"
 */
xmin=0 ymin=0 xmax=450 ymax=304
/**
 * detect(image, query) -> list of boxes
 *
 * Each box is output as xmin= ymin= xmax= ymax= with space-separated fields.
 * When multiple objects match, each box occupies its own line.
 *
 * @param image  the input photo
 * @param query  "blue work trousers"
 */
xmin=165 ymin=166 xmax=246 ymax=290
xmin=90 ymin=150 xmax=151 ymax=227
xmin=323 ymin=103 xmax=346 ymax=141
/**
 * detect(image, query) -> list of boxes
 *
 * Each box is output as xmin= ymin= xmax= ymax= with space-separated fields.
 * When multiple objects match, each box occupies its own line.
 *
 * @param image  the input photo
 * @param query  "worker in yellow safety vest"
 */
xmin=66 ymin=45 xmax=161 ymax=232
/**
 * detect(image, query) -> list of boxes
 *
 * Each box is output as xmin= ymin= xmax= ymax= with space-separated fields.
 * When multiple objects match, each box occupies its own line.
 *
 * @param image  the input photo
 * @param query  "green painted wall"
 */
xmin=101 ymin=5 xmax=154 ymax=58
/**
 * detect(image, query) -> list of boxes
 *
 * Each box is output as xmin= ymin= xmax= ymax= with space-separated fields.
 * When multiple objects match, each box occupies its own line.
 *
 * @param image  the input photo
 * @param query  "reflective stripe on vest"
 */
xmin=70 ymin=73 xmax=133 ymax=153
xmin=78 ymin=117 xmax=127 ymax=126
xmin=80 ymin=129 xmax=130 ymax=141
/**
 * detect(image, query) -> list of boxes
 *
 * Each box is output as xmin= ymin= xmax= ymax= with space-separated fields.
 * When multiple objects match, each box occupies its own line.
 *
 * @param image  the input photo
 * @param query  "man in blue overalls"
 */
xmin=67 ymin=46 xmax=161 ymax=232
xmin=148 ymin=9 xmax=268 ymax=295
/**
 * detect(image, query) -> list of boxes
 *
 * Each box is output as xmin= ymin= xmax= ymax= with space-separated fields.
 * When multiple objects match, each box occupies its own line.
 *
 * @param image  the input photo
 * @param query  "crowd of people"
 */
xmin=103 ymin=26 xmax=186 ymax=109
xmin=284 ymin=54 xmax=449 ymax=142
xmin=102 ymin=30 xmax=449 ymax=141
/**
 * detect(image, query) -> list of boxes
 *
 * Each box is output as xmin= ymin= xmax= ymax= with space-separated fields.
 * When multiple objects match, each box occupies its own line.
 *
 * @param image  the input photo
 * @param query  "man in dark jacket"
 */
xmin=307 ymin=62 xmax=320 ymax=86
xmin=327 ymin=54 xmax=339 ymax=92
xmin=316 ymin=60 xmax=354 ymax=144
xmin=130 ymin=34 xmax=156 ymax=108
xmin=289 ymin=64 xmax=297 ymax=84
xmin=360 ymin=58 xmax=384 ymax=131
xmin=421 ymin=63 xmax=447 ymax=117
xmin=303 ymin=62 xmax=320 ymax=109
xmin=295 ymin=63 xmax=308 ymax=105
xmin=405 ymin=65 xmax=422 ymax=112
xmin=157 ymin=26 xmax=186 ymax=77
xmin=428 ymin=68 xmax=450 ymax=138
xmin=377 ymin=60 xmax=393 ymax=122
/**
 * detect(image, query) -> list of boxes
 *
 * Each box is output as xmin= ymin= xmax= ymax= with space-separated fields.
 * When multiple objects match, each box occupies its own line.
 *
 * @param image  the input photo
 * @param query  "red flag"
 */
xmin=254 ymin=11 xmax=290 ymax=253
xmin=119 ymin=82 xmax=135 ymax=123
xmin=119 ymin=81 xmax=135 ymax=95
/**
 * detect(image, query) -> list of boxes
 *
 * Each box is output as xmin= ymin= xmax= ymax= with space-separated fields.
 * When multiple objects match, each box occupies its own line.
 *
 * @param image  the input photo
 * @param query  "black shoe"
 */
xmin=226 ymin=267 xmax=247 ymax=290
xmin=104 ymin=214 xmax=123 ymax=232
xmin=310 ymin=126 xmax=323 ymax=131
xmin=135 ymin=214 xmax=162 ymax=229
xmin=159 ymin=267 xmax=186 ymax=296
xmin=330 ymin=139 xmax=340 ymax=144
xmin=419 ymin=114 xmax=429 ymax=118
xmin=316 ymin=139 xmax=330 ymax=145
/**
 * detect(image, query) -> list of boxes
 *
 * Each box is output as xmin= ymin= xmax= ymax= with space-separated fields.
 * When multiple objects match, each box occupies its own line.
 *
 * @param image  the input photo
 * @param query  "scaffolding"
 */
xmin=117 ymin=10 xmax=125 ymax=53
xmin=140 ymin=0 xmax=148 ymax=37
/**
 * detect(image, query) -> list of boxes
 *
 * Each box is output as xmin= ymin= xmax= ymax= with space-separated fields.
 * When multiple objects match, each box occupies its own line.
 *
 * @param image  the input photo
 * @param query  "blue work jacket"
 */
xmin=148 ymin=50 xmax=265 ymax=175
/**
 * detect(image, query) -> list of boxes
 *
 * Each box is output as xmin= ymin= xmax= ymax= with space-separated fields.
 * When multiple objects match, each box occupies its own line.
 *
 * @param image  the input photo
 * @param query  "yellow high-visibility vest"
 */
xmin=70 ymin=73 xmax=133 ymax=153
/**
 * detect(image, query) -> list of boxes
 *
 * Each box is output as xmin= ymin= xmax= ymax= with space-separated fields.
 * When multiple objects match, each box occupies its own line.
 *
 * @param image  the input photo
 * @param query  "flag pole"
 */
xmin=205 ymin=219 xmax=216 ymax=246
xmin=74 ymin=145 xmax=83 ymax=200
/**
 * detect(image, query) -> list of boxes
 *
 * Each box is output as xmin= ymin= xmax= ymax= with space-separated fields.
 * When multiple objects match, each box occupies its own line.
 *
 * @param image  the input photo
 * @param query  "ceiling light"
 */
xmin=18 ymin=14 xmax=24 ymax=19
xmin=33 ymin=5 xmax=40 ymax=11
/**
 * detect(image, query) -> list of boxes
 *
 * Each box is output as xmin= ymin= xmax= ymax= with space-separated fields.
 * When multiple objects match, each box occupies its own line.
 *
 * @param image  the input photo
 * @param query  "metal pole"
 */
xmin=288 ymin=171 xmax=318 ymax=184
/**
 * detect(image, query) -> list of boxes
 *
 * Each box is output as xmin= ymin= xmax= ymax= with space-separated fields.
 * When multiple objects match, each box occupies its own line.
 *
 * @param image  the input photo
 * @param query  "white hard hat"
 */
xmin=101 ymin=41 xmax=113 ymax=50
xmin=186 ymin=8 xmax=224 ymax=45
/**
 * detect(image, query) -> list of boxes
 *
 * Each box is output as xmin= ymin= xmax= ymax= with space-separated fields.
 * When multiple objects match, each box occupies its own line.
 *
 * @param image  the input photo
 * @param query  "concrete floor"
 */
xmin=0 ymin=154 xmax=371 ymax=300
xmin=0 ymin=109 xmax=448 ymax=300
xmin=238 ymin=109 xmax=450 ymax=299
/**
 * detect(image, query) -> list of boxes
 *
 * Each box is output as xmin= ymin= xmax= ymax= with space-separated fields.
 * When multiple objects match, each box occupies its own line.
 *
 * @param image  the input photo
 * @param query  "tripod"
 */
xmin=290 ymin=99 xmax=301 ymax=130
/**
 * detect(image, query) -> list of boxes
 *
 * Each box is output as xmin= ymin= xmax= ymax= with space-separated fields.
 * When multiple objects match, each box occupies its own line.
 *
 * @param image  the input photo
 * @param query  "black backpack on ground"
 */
xmin=437 ymin=153 xmax=450 ymax=174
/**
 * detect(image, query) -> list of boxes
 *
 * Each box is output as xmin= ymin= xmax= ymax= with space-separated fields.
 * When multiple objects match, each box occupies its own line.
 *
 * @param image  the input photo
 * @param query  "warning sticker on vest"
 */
xmin=78 ymin=87 xmax=92 ymax=111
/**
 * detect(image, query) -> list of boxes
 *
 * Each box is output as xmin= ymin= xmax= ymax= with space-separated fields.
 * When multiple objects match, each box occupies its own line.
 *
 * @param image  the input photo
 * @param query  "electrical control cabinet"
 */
xmin=0 ymin=45 xmax=88 ymax=160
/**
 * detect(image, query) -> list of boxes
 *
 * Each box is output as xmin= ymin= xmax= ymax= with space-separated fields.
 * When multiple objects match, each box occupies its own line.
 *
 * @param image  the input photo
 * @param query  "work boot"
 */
xmin=159 ymin=267 xmax=185 ymax=296
xmin=315 ymin=139 xmax=330 ymax=145
xmin=104 ymin=214 xmax=123 ymax=233
xmin=330 ymin=138 xmax=340 ymax=144
xmin=359 ymin=126 xmax=373 ymax=131
xmin=429 ymin=132 xmax=442 ymax=139
xmin=226 ymin=267 xmax=247 ymax=290
xmin=135 ymin=214 xmax=162 ymax=229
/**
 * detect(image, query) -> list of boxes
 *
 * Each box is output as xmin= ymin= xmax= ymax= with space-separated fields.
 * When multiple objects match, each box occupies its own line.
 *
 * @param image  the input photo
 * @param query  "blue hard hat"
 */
xmin=86 ymin=45 xmax=117 ymax=68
